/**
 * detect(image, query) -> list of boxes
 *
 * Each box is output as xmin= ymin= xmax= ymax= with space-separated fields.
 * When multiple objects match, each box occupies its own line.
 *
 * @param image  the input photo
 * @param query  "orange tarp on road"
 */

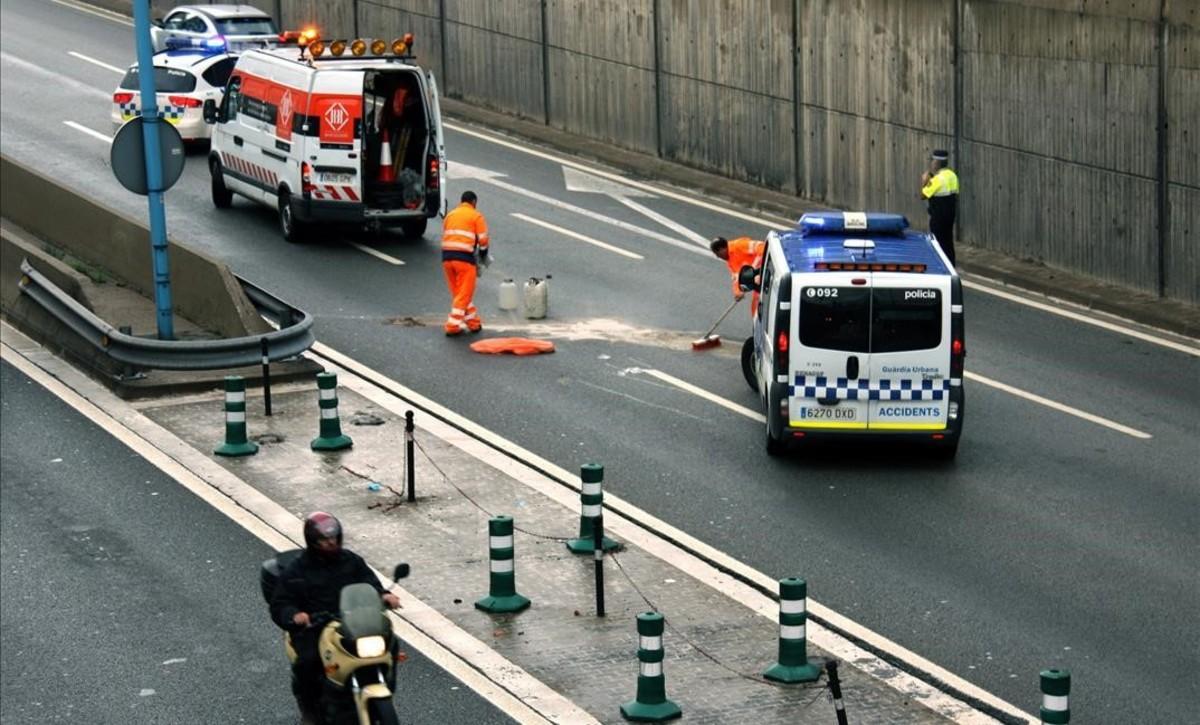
xmin=469 ymin=338 xmax=556 ymax=356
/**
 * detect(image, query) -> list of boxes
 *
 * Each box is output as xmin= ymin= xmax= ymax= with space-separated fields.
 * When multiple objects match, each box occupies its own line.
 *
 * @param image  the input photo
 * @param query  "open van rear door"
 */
xmin=424 ymin=70 xmax=446 ymax=215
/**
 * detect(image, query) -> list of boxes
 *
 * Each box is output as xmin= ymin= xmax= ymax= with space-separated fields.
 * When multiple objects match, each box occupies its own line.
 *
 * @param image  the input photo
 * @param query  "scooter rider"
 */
xmin=270 ymin=512 xmax=401 ymax=725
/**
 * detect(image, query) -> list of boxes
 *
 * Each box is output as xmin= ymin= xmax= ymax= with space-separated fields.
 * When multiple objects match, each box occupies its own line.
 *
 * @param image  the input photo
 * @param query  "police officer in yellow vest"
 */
xmin=920 ymin=149 xmax=959 ymax=265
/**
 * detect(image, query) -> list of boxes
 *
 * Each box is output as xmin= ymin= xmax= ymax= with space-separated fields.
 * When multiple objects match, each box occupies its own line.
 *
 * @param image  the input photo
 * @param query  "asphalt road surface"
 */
xmin=2 ymin=0 xmax=1198 ymax=721
xmin=0 ymin=359 xmax=516 ymax=725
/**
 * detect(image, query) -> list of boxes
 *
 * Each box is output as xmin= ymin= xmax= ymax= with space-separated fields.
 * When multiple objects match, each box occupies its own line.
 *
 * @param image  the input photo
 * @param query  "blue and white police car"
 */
xmin=111 ymin=39 xmax=238 ymax=143
xmin=150 ymin=4 xmax=279 ymax=53
xmin=745 ymin=211 xmax=965 ymax=458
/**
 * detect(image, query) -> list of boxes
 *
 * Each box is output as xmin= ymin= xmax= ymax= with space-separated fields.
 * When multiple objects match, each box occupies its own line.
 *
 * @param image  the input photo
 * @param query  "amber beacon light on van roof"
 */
xmin=279 ymin=28 xmax=418 ymax=61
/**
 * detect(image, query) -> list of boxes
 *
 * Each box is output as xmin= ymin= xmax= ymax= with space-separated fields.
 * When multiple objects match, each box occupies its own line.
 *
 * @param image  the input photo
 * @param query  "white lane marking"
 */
xmin=0 ymin=51 xmax=110 ymax=101
xmin=449 ymin=122 xmax=1197 ymax=352
xmin=511 ymin=213 xmax=644 ymax=260
xmin=962 ymin=279 xmax=1200 ymax=357
xmin=637 ymin=364 xmax=1150 ymax=440
xmin=63 ymin=121 xmax=113 ymax=144
xmin=449 ymin=162 xmax=705 ymax=256
xmin=615 ymin=196 xmax=710 ymax=248
xmin=965 ymin=371 xmax=1152 ymax=439
xmin=447 ymin=122 xmax=792 ymax=229
xmin=562 ymin=165 xmax=655 ymax=198
xmin=310 ymin=341 xmax=1033 ymax=724
xmin=49 ymin=0 xmax=133 ymax=26
xmin=0 ymin=328 xmax=585 ymax=725
xmin=634 ymin=367 xmax=765 ymax=422
xmin=349 ymin=243 xmax=405 ymax=266
xmin=67 ymin=50 xmax=125 ymax=74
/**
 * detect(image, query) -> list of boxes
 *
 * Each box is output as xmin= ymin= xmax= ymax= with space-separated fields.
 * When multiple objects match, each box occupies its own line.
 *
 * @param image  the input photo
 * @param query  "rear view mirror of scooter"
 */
xmin=392 ymin=563 xmax=410 ymax=582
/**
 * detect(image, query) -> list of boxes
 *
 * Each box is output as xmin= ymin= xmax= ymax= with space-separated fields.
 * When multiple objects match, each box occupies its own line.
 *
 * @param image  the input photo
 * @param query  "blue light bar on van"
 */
xmin=798 ymin=212 xmax=909 ymax=236
xmin=164 ymin=35 xmax=227 ymax=53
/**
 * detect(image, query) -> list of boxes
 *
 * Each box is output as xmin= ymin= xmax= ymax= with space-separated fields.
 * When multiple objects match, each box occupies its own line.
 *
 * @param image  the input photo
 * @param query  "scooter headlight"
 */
xmin=356 ymin=635 xmax=386 ymax=658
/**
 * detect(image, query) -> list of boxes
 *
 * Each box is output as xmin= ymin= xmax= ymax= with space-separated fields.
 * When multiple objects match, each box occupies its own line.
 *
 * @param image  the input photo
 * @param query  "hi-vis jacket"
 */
xmin=725 ymin=237 xmax=766 ymax=296
xmin=921 ymin=167 xmax=960 ymax=218
xmin=441 ymin=202 xmax=489 ymax=264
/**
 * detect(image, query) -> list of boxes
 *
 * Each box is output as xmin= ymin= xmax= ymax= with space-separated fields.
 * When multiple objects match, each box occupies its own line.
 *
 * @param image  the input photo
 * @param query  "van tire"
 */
xmin=741 ymin=337 xmax=757 ymax=391
xmin=400 ymin=218 xmax=428 ymax=239
xmin=210 ymin=160 xmax=232 ymax=209
xmin=278 ymin=192 xmax=305 ymax=243
xmin=932 ymin=441 xmax=959 ymax=461
xmin=765 ymin=425 xmax=786 ymax=456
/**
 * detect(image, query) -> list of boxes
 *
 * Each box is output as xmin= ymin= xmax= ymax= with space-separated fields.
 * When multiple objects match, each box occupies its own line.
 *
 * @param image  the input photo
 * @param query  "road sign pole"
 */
xmin=132 ymin=0 xmax=174 ymax=340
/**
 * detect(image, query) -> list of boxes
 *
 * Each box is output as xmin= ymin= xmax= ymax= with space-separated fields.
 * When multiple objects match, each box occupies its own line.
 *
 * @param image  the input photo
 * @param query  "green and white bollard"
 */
xmin=620 ymin=612 xmax=682 ymax=722
xmin=310 ymin=372 xmax=352 ymax=451
xmin=214 ymin=376 xmax=258 ymax=457
xmin=763 ymin=577 xmax=821 ymax=682
xmin=567 ymin=463 xmax=617 ymax=553
xmin=1040 ymin=669 xmax=1070 ymax=724
xmin=474 ymin=516 xmax=531 ymax=614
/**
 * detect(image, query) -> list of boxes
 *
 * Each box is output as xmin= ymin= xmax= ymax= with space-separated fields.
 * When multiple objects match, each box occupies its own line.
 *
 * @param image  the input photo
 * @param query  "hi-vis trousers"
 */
xmin=442 ymin=260 xmax=482 ymax=334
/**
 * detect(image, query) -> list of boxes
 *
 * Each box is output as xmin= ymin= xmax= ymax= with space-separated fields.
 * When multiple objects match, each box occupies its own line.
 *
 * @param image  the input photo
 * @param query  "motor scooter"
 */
xmin=261 ymin=550 xmax=410 ymax=725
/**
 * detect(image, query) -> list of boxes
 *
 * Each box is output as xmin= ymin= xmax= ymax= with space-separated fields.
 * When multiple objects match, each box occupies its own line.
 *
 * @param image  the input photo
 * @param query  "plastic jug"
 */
xmin=523 ymin=276 xmax=549 ymax=319
xmin=498 ymin=279 xmax=519 ymax=311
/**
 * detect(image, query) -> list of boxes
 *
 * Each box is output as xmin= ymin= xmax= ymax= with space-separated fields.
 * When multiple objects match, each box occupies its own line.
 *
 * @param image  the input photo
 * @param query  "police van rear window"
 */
xmin=214 ymin=17 xmax=277 ymax=35
xmin=120 ymin=67 xmax=197 ymax=93
xmin=799 ymin=286 xmax=941 ymax=353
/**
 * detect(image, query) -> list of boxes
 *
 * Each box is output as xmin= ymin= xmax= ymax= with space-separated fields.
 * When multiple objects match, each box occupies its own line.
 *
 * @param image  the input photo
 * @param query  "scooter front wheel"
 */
xmin=366 ymin=698 xmax=399 ymax=725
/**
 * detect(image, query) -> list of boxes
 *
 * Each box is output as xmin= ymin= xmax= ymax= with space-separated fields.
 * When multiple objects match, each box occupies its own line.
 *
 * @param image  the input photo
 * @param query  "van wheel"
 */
xmin=932 ymin=441 xmax=959 ymax=461
xmin=278 ymin=192 xmax=305 ymax=243
xmin=741 ymin=337 xmax=757 ymax=392
xmin=210 ymin=160 xmax=232 ymax=209
xmin=400 ymin=218 xmax=428 ymax=239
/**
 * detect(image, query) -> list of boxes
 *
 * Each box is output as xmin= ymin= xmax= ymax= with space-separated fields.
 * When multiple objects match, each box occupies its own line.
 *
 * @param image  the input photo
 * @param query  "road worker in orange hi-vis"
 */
xmin=709 ymin=236 xmax=765 ymax=317
xmin=441 ymin=190 xmax=490 ymax=336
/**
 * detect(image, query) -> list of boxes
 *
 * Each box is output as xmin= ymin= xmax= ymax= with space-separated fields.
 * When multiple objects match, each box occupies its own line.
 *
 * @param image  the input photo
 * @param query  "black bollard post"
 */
xmin=593 ymin=514 xmax=605 ymax=617
xmin=260 ymin=337 xmax=272 ymax=416
xmin=826 ymin=660 xmax=847 ymax=725
xmin=405 ymin=410 xmax=415 ymax=502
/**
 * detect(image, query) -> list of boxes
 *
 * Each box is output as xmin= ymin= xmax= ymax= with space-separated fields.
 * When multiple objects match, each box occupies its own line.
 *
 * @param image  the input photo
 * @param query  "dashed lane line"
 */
xmin=67 ymin=50 xmax=124 ymax=74
xmin=63 ymin=120 xmax=112 ymax=144
xmin=511 ymin=213 xmax=644 ymax=260
xmin=349 ymin=242 xmax=406 ymax=266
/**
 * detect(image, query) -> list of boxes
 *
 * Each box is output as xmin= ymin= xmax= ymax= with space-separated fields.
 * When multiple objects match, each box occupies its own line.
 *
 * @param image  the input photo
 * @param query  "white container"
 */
xmin=523 ymin=276 xmax=549 ymax=319
xmin=498 ymin=279 xmax=519 ymax=310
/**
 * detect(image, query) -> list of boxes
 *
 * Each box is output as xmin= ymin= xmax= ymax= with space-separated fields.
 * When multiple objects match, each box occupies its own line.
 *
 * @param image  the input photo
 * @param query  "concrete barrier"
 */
xmin=0 ymin=154 xmax=268 ymax=340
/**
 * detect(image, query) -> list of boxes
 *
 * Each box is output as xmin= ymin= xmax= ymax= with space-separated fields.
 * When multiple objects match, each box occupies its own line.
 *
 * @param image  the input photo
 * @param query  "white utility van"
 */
xmin=205 ymin=35 xmax=445 ymax=241
xmin=744 ymin=212 xmax=965 ymax=458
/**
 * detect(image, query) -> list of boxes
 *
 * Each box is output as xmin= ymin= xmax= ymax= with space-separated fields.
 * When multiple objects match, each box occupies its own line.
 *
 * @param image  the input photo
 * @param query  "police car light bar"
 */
xmin=164 ymin=35 xmax=227 ymax=53
xmin=814 ymin=262 xmax=928 ymax=273
xmin=798 ymin=212 xmax=909 ymax=236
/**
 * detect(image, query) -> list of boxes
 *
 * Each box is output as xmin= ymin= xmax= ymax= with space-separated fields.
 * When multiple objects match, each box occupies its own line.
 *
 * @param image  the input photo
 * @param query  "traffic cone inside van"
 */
xmin=377 ymin=128 xmax=395 ymax=183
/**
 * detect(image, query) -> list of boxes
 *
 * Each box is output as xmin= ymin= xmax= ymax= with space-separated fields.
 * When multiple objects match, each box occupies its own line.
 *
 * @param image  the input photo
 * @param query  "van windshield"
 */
xmin=798 ymin=285 xmax=941 ymax=353
xmin=120 ymin=66 xmax=197 ymax=93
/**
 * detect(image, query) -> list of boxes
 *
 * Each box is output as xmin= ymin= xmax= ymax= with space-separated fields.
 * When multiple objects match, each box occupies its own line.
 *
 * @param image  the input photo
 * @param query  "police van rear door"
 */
xmin=865 ymin=273 xmax=952 ymax=431
xmin=791 ymin=271 xmax=871 ymax=431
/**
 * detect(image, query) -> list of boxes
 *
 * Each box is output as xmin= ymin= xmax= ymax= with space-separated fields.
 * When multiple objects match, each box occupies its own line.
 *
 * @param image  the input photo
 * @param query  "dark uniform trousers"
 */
xmin=928 ymin=194 xmax=958 ymax=265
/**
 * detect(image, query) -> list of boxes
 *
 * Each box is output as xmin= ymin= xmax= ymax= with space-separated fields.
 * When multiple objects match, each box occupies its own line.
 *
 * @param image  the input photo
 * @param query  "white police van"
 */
xmin=745 ymin=212 xmax=965 ymax=458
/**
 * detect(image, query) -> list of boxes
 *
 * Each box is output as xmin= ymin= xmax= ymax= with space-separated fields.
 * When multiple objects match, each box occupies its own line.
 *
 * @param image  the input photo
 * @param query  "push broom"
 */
xmin=691 ymin=296 xmax=743 ymax=350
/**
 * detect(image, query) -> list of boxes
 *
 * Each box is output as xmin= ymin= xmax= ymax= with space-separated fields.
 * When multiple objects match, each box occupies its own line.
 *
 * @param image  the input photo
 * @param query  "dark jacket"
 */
xmin=270 ymin=549 xmax=383 ymax=632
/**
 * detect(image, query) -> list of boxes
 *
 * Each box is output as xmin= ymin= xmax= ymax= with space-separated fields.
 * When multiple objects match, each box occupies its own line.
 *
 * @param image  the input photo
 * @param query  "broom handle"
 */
xmin=701 ymin=296 xmax=743 ymax=338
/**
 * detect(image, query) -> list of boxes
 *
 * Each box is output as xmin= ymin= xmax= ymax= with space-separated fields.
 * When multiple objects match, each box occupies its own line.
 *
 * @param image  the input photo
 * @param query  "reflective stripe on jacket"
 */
xmin=726 ymin=237 xmax=765 ymax=296
xmin=441 ymin=203 xmax=490 ymax=264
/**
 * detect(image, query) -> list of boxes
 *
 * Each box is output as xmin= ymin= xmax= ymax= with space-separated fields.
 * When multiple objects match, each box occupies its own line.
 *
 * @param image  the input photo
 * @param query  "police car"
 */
xmin=150 ymin=4 xmax=278 ymax=53
xmin=744 ymin=212 xmax=965 ymax=458
xmin=111 ymin=40 xmax=238 ymax=143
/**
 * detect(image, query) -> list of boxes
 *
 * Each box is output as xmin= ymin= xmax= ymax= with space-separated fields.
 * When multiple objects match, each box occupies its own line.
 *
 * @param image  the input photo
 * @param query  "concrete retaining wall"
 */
xmin=100 ymin=0 xmax=1200 ymax=304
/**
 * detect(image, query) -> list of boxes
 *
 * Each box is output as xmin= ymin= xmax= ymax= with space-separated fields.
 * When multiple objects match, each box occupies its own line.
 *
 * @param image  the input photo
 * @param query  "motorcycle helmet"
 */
xmin=303 ymin=511 xmax=343 ymax=558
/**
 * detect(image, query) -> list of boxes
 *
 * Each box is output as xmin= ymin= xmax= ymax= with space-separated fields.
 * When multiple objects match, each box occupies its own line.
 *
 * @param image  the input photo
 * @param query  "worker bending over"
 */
xmin=710 ymin=236 xmax=765 ymax=316
xmin=441 ymin=191 xmax=490 ymax=335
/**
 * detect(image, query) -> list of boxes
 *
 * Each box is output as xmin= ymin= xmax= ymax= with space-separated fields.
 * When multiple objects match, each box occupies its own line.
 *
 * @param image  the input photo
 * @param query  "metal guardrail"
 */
xmin=18 ymin=258 xmax=315 ymax=371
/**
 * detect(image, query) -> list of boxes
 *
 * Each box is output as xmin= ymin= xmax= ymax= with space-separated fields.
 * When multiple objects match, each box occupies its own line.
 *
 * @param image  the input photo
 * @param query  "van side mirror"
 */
xmin=152 ymin=18 xmax=164 ymax=28
xmin=203 ymin=99 xmax=218 ymax=124
xmin=738 ymin=265 xmax=760 ymax=291
xmin=392 ymin=563 xmax=410 ymax=581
